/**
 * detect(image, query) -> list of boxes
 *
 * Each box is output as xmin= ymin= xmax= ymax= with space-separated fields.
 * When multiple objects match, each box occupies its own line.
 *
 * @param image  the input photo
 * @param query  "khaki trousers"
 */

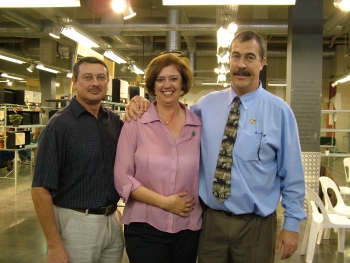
xmin=198 ymin=207 xmax=277 ymax=263
xmin=54 ymin=206 xmax=124 ymax=263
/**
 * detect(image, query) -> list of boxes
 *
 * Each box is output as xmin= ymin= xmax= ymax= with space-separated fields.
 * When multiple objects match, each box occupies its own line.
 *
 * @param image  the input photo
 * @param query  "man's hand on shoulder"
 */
xmin=124 ymin=96 xmax=150 ymax=122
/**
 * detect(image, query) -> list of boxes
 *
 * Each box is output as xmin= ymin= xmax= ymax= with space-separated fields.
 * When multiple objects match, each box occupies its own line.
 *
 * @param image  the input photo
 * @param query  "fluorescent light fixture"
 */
xmin=202 ymin=82 xmax=230 ymax=87
xmin=131 ymin=64 xmax=144 ymax=75
xmin=268 ymin=81 xmax=287 ymax=87
xmin=163 ymin=0 xmax=295 ymax=5
xmin=0 ymin=0 xmax=81 ymax=7
xmin=104 ymin=51 xmax=127 ymax=64
xmin=36 ymin=64 xmax=60 ymax=74
xmin=0 ymin=54 xmax=25 ymax=64
xmin=123 ymin=0 xmax=136 ymax=20
xmin=331 ymin=73 xmax=350 ymax=87
xmin=27 ymin=63 xmax=35 ymax=73
xmin=334 ymin=0 xmax=350 ymax=12
xmin=61 ymin=25 xmax=99 ymax=49
xmin=1 ymin=73 xmax=24 ymax=80
xmin=49 ymin=24 xmax=63 ymax=39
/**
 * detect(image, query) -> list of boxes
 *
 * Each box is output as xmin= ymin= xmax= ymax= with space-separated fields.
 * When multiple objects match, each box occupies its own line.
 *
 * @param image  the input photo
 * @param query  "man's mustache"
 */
xmin=233 ymin=69 xmax=251 ymax=76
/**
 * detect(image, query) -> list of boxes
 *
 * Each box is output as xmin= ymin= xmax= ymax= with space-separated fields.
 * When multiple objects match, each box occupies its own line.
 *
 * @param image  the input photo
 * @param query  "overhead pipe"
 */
xmin=166 ymin=7 xmax=181 ymax=52
xmin=0 ymin=10 xmax=43 ymax=32
xmin=323 ymin=9 xmax=349 ymax=32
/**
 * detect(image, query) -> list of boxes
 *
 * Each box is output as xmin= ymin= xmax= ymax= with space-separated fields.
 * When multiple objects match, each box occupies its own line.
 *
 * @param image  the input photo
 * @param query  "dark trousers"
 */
xmin=198 ymin=207 xmax=277 ymax=263
xmin=124 ymin=222 xmax=200 ymax=263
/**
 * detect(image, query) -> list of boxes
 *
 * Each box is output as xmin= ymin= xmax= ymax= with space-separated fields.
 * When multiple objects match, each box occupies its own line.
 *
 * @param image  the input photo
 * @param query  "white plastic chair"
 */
xmin=319 ymin=177 xmax=350 ymax=217
xmin=339 ymin=158 xmax=350 ymax=198
xmin=317 ymin=176 xmax=350 ymax=243
xmin=300 ymin=187 xmax=350 ymax=263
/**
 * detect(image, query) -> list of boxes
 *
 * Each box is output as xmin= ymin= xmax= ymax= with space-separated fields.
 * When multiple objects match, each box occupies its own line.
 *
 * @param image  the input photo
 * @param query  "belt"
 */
xmin=72 ymin=204 xmax=117 ymax=216
xmin=200 ymin=199 xmax=254 ymax=217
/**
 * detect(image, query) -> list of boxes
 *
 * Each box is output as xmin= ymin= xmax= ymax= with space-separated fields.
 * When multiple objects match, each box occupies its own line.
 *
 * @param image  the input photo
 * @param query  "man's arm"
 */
xmin=31 ymin=187 xmax=68 ymax=263
xmin=275 ymin=107 xmax=307 ymax=260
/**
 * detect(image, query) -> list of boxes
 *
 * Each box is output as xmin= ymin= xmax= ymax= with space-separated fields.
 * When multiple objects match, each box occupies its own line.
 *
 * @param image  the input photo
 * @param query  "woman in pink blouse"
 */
xmin=114 ymin=53 xmax=202 ymax=263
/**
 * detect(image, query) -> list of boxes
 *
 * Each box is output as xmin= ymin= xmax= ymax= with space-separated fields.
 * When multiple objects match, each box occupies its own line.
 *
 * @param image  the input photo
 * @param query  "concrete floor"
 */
xmin=0 ymin=156 xmax=349 ymax=263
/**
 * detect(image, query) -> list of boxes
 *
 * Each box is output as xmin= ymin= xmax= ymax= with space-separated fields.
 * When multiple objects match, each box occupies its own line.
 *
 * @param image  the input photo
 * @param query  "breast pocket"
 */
xmin=234 ymin=129 xmax=261 ymax=162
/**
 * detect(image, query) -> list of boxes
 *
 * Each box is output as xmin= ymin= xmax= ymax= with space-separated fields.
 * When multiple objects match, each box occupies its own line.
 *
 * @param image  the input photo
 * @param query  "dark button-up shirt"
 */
xmin=32 ymin=97 xmax=123 ymax=209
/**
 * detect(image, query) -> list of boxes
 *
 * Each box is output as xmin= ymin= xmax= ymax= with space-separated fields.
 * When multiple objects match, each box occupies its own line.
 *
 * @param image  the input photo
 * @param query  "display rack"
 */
xmin=320 ymin=110 xmax=350 ymax=157
xmin=0 ymin=104 xmax=46 ymax=193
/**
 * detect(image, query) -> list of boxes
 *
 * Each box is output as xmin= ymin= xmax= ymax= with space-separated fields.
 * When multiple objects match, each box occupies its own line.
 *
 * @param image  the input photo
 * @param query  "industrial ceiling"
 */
xmin=0 ymin=0 xmax=346 ymax=85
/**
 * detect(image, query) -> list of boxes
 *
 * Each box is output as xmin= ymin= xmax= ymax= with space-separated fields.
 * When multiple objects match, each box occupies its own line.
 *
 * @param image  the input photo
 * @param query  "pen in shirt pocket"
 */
xmin=257 ymin=132 xmax=266 ymax=161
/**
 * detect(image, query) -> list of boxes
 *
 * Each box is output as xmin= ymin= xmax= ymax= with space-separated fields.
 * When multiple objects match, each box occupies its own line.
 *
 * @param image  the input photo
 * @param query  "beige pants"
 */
xmin=54 ymin=206 xmax=124 ymax=263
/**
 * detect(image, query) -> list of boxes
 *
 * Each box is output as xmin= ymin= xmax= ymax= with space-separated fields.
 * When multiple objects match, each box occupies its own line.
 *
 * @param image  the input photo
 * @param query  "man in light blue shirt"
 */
xmin=126 ymin=31 xmax=306 ymax=262
xmin=190 ymin=31 xmax=306 ymax=262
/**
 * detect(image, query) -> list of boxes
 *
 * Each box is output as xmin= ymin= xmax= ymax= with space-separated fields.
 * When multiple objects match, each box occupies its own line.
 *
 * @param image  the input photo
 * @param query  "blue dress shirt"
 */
xmin=190 ymin=83 xmax=307 ymax=232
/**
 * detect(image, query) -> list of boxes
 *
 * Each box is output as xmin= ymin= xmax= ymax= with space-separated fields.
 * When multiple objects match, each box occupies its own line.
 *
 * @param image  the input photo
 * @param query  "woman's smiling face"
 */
xmin=154 ymin=64 xmax=183 ymax=105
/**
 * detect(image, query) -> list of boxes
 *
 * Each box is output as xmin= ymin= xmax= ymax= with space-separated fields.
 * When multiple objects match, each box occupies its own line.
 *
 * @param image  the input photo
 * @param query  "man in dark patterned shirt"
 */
xmin=32 ymin=57 xmax=124 ymax=263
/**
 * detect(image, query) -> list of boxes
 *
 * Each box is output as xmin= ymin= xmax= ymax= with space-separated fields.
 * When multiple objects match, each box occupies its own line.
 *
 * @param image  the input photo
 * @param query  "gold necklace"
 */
xmin=157 ymin=105 xmax=179 ymax=125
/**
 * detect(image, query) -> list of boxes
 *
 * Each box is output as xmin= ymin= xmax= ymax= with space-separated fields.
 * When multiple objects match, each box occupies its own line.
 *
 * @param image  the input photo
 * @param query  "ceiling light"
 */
xmin=104 ymin=51 xmax=127 ymax=64
xmin=216 ymin=49 xmax=230 ymax=64
xmin=202 ymin=82 xmax=230 ymax=86
xmin=331 ymin=73 xmax=350 ymax=87
xmin=268 ymin=81 xmax=287 ymax=87
xmin=130 ymin=64 xmax=144 ymax=75
xmin=334 ymin=0 xmax=350 ymax=11
xmin=55 ymin=82 xmax=60 ymax=87
xmin=61 ymin=25 xmax=99 ymax=49
xmin=217 ymin=27 xmax=234 ymax=49
xmin=163 ymin=0 xmax=295 ymax=5
xmin=0 ymin=0 xmax=81 ymax=7
xmin=112 ymin=0 xmax=126 ymax=13
xmin=123 ymin=0 xmax=136 ymax=20
xmin=49 ymin=24 xmax=63 ymax=39
xmin=227 ymin=22 xmax=238 ymax=34
xmin=0 ymin=54 xmax=25 ymax=64
xmin=120 ymin=64 xmax=129 ymax=73
xmin=217 ymin=73 xmax=226 ymax=82
xmin=66 ymin=72 xmax=73 ymax=78
xmin=214 ymin=64 xmax=230 ymax=75
xmin=1 ymin=73 xmax=24 ymax=80
xmin=36 ymin=64 xmax=60 ymax=74
xmin=27 ymin=63 xmax=35 ymax=73
xmin=7 ymin=80 xmax=12 ymax=86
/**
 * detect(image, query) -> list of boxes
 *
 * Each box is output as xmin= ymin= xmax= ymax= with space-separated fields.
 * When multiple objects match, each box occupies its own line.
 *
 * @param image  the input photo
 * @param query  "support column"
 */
xmin=39 ymin=38 xmax=59 ymax=107
xmin=287 ymin=0 xmax=323 ymax=192
xmin=39 ymin=71 xmax=56 ymax=108
xmin=287 ymin=0 xmax=323 ymax=151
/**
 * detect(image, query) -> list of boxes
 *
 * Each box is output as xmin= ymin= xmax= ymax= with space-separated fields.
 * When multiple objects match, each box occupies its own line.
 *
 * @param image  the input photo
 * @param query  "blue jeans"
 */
xmin=18 ymin=149 xmax=31 ymax=161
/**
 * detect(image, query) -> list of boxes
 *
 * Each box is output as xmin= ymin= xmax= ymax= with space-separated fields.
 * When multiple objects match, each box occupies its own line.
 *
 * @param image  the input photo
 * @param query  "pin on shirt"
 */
xmin=250 ymin=117 xmax=256 ymax=124
xmin=190 ymin=131 xmax=196 ymax=139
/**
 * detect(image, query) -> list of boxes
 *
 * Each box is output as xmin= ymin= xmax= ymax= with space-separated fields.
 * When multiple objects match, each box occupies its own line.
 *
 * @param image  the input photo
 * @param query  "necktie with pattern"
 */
xmin=212 ymin=96 xmax=241 ymax=203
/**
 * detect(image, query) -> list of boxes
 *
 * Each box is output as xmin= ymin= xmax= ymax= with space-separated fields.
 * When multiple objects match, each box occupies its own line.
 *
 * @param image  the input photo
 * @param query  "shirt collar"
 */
xmin=229 ymin=81 xmax=263 ymax=108
xmin=69 ymin=96 xmax=107 ymax=118
xmin=141 ymin=100 xmax=201 ymax=126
